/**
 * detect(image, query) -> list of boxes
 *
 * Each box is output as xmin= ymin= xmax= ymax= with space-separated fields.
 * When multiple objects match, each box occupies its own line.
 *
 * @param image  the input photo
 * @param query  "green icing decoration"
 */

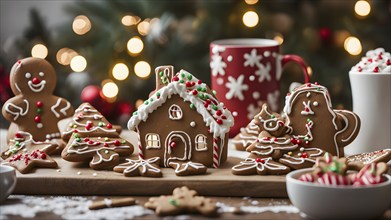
xmin=121 ymin=140 xmax=126 ymax=144
xmin=37 ymin=108 xmax=43 ymax=114
xmin=179 ymin=79 xmax=184 ymax=83
xmin=187 ymin=74 xmax=192 ymax=80
xmin=133 ymin=111 xmax=138 ymax=116
xmin=190 ymin=103 xmax=195 ymax=109
xmin=212 ymin=90 xmax=217 ymax=95
xmin=15 ymin=141 xmax=20 ymax=147
xmin=76 ymin=137 xmax=81 ymax=142
xmin=202 ymin=87 xmax=207 ymax=92
xmin=212 ymin=105 xmax=218 ymax=110
xmin=181 ymin=73 xmax=185 ymax=78
xmin=159 ymin=71 xmax=163 ymax=76
xmin=156 ymin=92 xmax=161 ymax=97
xmin=169 ymin=198 xmax=179 ymax=207
xmin=144 ymin=101 xmax=149 ymax=105
xmin=98 ymin=122 xmax=104 ymax=127
xmin=271 ymin=115 xmax=275 ymax=119
xmin=150 ymin=98 xmax=154 ymax=102
xmin=307 ymin=118 xmax=311 ymax=122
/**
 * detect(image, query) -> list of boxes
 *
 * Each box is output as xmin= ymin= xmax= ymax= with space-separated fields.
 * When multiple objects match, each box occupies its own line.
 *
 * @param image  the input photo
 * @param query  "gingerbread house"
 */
xmin=128 ymin=66 xmax=234 ymax=168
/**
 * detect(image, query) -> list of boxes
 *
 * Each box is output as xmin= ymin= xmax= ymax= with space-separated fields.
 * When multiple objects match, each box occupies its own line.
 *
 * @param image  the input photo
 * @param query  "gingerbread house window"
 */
xmin=168 ymin=104 xmax=183 ymax=120
xmin=195 ymin=134 xmax=207 ymax=151
xmin=145 ymin=133 xmax=160 ymax=149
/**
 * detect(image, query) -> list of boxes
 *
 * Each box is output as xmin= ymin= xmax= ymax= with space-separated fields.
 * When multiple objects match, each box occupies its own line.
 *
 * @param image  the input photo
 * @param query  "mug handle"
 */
xmin=282 ymin=55 xmax=310 ymax=83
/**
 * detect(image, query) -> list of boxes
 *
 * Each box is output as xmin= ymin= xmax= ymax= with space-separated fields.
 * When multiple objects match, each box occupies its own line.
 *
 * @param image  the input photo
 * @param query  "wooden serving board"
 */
xmin=1 ymin=128 xmax=287 ymax=197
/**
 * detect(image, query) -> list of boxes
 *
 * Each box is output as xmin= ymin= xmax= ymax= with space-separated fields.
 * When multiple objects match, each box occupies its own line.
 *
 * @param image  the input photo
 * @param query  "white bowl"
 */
xmin=0 ymin=164 xmax=17 ymax=202
xmin=286 ymin=168 xmax=391 ymax=220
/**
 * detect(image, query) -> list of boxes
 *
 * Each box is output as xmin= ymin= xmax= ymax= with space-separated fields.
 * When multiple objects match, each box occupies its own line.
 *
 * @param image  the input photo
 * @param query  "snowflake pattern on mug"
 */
xmin=255 ymin=62 xmax=272 ymax=82
xmin=244 ymin=49 xmax=262 ymax=67
xmin=210 ymin=46 xmax=227 ymax=76
xmin=225 ymin=74 xmax=249 ymax=101
xmin=267 ymin=90 xmax=280 ymax=111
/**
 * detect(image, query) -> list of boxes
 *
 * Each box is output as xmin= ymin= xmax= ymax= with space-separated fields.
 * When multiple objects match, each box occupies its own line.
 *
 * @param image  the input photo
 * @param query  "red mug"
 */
xmin=210 ymin=39 xmax=309 ymax=137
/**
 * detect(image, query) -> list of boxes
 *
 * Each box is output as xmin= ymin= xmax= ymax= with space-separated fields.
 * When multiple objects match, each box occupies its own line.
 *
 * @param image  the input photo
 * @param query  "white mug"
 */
xmin=0 ymin=165 xmax=17 ymax=202
xmin=345 ymin=71 xmax=391 ymax=155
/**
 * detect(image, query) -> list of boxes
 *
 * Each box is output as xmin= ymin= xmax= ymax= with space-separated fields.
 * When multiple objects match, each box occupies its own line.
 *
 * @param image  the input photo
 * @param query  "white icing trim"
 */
xmin=145 ymin=133 xmax=161 ymax=149
xmin=75 ymin=103 xmax=99 ymax=113
xmin=14 ymin=83 xmax=22 ymax=93
xmin=194 ymin=134 xmax=208 ymax=151
xmin=60 ymin=101 xmax=71 ymax=116
xmin=168 ymin=161 xmax=206 ymax=174
xmin=232 ymin=157 xmax=288 ymax=172
xmin=128 ymin=69 xmax=234 ymax=139
xmin=91 ymin=150 xmax=118 ymax=165
xmin=301 ymin=101 xmax=314 ymax=115
xmin=5 ymin=99 xmax=29 ymax=120
xmin=51 ymin=98 xmax=62 ymax=118
xmin=117 ymin=157 xmax=161 ymax=174
xmin=168 ymin=104 xmax=183 ymax=120
xmin=28 ymin=80 xmax=46 ymax=93
xmin=164 ymin=131 xmax=191 ymax=167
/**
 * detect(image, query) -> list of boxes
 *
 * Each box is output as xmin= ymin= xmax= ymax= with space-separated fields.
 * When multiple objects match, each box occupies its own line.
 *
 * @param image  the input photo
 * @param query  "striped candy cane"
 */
xmin=136 ymin=126 xmax=144 ymax=159
xmin=213 ymin=138 xmax=219 ymax=168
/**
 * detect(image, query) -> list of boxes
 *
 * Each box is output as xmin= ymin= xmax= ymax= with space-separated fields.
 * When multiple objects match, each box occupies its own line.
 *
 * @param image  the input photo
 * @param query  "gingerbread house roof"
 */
xmin=128 ymin=69 xmax=234 ymax=139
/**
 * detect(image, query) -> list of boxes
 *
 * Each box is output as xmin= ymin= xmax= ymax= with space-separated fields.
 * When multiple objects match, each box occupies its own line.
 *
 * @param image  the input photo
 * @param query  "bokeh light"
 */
xmin=344 ymin=36 xmax=362 ymax=56
xmin=112 ymin=63 xmax=129 ymax=80
xmin=121 ymin=15 xmax=141 ymax=26
xmin=70 ymin=55 xmax=87 ymax=72
xmin=135 ymin=99 xmax=144 ymax=109
xmin=273 ymin=33 xmax=284 ymax=45
xmin=72 ymin=15 xmax=91 ymax=35
xmin=127 ymin=37 xmax=144 ymax=54
xmin=31 ymin=44 xmax=48 ymax=59
xmin=242 ymin=11 xmax=259 ymax=28
xmin=134 ymin=61 xmax=151 ymax=78
xmin=307 ymin=66 xmax=313 ymax=78
xmin=354 ymin=0 xmax=371 ymax=17
xmin=102 ymin=81 xmax=119 ymax=98
xmin=137 ymin=20 xmax=150 ymax=36
xmin=244 ymin=0 xmax=259 ymax=5
xmin=56 ymin=48 xmax=78 ymax=65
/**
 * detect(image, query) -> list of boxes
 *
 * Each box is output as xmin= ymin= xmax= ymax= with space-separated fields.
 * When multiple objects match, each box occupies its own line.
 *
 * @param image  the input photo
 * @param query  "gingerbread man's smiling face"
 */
xmin=10 ymin=57 xmax=56 ymax=96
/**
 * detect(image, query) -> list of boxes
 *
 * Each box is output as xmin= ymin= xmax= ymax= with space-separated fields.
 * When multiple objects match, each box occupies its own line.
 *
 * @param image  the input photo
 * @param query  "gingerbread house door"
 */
xmin=164 ymin=131 xmax=192 ymax=167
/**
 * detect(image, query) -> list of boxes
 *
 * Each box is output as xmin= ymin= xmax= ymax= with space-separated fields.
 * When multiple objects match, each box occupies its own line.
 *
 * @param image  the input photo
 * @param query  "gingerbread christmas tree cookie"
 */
xmin=62 ymin=134 xmax=134 ymax=169
xmin=2 ymin=57 xmax=74 ymax=151
xmin=232 ymin=119 xmax=259 ymax=151
xmin=62 ymin=103 xmax=120 ymax=141
xmin=1 ymin=132 xmax=58 ymax=173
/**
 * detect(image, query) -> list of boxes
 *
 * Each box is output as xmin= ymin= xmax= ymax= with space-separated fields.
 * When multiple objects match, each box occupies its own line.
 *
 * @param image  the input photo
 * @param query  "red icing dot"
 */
xmin=192 ymin=90 xmax=198 ymax=95
xmin=73 ymin=129 xmax=78 ymax=133
xmin=172 ymin=76 xmax=179 ymax=81
xmin=368 ymin=58 xmax=373 ymax=62
xmin=191 ymin=82 xmax=195 ymax=86
xmin=104 ymin=143 xmax=109 ymax=147
xmin=305 ymin=107 xmax=309 ymax=112
xmin=185 ymin=82 xmax=192 ymax=87
xmin=106 ymin=123 xmax=113 ymax=129
xmin=305 ymin=141 xmax=310 ymax=145
xmin=296 ymin=140 xmax=302 ymax=145
xmin=291 ymin=138 xmax=297 ymax=144
xmin=86 ymin=125 xmax=91 ymax=130
xmin=15 ymin=133 xmax=23 ymax=138
xmin=40 ymin=152 xmax=47 ymax=159
xmin=386 ymin=60 xmax=391 ymax=65
xmin=216 ymin=110 xmax=222 ymax=116
xmin=373 ymin=67 xmax=379 ymax=73
xmin=306 ymin=83 xmax=311 ymax=87
xmin=204 ymin=103 xmax=209 ymax=108
xmin=314 ymin=82 xmax=319 ymax=85
xmin=302 ymin=152 xmax=308 ymax=158
xmin=34 ymin=116 xmax=41 ymax=123
xmin=255 ymin=158 xmax=264 ymax=163
xmin=88 ymin=140 xmax=94 ymax=145
xmin=32 ymin=77 xmax=41 ymax=85
xmin=197 ymin=80 xmax=202 ymax=84
xmin=114 ymin=140 xmax=121 ymax=146
xmin=221 ymin=115 xmax=227 ymax=119
xmin=170 ymin=141 xmax=176 ymax=148
xmin=273 ymin=137 xmax=278 ymax=141
xmin=84 ymin=138 xmax=90 ymax=142
xmin=36 ymin=101 xmax=43 ymax=108
xmin=216 ymin=119 xmax=223 ymax=124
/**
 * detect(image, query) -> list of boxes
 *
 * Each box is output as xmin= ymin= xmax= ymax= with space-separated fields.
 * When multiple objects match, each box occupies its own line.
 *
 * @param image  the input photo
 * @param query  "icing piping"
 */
xmin=5 ymin=99 xmax=29 ymax=120
xmin=164 ymin=131 xmax=192 ymax=167
xmin=117 ymin=157 xmax=161 ymax=174
xmin=168 ymin=161 xmax=206 ymax=174
xmin=51 ymin=98 xmax=62 ymax=118
xmin=14 ymin=83 xmax=22 ymax=93
xmin=28 ymin=80 xmax=46 ymax=93
xmin=145 ymin=133 xmax=161 ymax=149
xmin=60 ymin=100 xmax=71 ymax=116
xmin=232 ymin=157 xmax=288 ymax=172
xmin=301 ymin=101 xmax=314 ymax=115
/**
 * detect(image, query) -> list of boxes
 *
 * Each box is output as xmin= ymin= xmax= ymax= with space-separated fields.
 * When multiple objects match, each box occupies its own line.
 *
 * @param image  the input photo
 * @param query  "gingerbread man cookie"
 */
xmin=2 ymin=58 xmax=74 ymax=150
xmin=145 ymin=186 xmax=218 ymax=216
xmin=284 ymin=83 xmax=360 ymax=157
xmin=1 ymin=131 xmax=58 ymax=173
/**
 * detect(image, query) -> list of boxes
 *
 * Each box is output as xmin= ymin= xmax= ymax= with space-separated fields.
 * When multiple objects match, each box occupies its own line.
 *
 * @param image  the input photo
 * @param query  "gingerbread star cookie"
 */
xmin=62 ymin=134 xmax=133 ymax=170
xmin=2 ymin=57 xmax=74 ymax=151
xmin=145 ymin=186 xmax=218 ymax=217
xmin=113 ymin=157 xmax=162 ymax=177
xmin=1 ymin=131 xmax=58 ymax=173
xmin=168 ymin=161 xmax=207 ymax=176
xmin=232 ymin=157 xmax=290 ymax=175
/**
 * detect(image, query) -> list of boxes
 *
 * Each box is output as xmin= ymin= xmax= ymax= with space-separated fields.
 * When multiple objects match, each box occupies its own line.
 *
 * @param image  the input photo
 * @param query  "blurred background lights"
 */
xmin=56 ymin=48 xmax=78 ymax=65
xmin=273 ymin=33 xmax=284 ymax=45
xmin=354 ymin=0 xmax=371 ymax=17
xmin=121 ymin=15 xmax=141 ymax=26
xmin=244 ymin=0 xmax=259 ymax=5
xmin=112 ymin=63 xmax=129 ymax=80
xmin=242 ymin=11 xmax=259 ymax=28
xmin=127 ymin=37 xmax=144 ymax=54
xmin=344 ymin=36 xmax=362 ymax=55
xmin=102 ymin=81 xmax=119 ymax=98
xmin=137 ymin=20 xmax=151 ymax=36
xmin=307 ymin=66 xmax=313 ymax=78
xmin=72 ymin=15 xmax=91 ymax=35
xmin=70 ymin=55 xmax=87 ymax=72
xmin=135 ymin=99 xmax=144 ymax=109
xmin=134 ymin=61 xmax=151 ymax=78
xmin=31 ymin=44 xmax=48 ymax=59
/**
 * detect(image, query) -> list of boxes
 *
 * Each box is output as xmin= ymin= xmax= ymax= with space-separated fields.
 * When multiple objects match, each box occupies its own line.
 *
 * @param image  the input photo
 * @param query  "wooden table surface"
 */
xmin=1 ymin=126 xmax=391 ymax=219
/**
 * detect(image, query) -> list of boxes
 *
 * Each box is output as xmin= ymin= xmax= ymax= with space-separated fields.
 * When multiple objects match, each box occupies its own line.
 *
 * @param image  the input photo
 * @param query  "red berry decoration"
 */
xmin=373 ymin=67 xmax=379 ymax=73
xmin=40 ymin=152 xmax=47 ymax=159
xmin=172 ymin=76 xmax=179 ymax=81
xmin=301 ymin=152 xmax=308 ymax=158
xmin=291 ymin=138 xmax=296 ymax=144
xmin=216 ymin=110 xmax=222 ymax=116
xmin=32 ymin=77 xmax=40 ymax=84
xmin=296 ymin=140 xmax=302 ymax=145
xmin=34 ymin=116 xmax=41 ymax=123
xmin=104 ymin=143 xmax=109 ymax=147
xmin=84 ymin=138 xmax=90 ymax=142
xmin=106 ymin=123 xmax=112 ymax=129
xmin=114 ymin=140 xmax=121 ymax=146
xmin=36 ymin=101 xmax=43 ymax=108
xmin=15 ymin=133 xmax=23 ymax=138
xmin=197 ymin=80 xmax=202 ymax=84
xmin=170 ymin=141 xmax=176 ymax=148
xmin=255 ymin=158 xmax=264 ymax=163
xmin=216 ymin=119 xmax=223 ymax=124
xmin=185 ymin=82 xmax=192 ymax=87
xmin=192 ymin=90 xmax=198 ymax=95
xmin=88 ymin=140 xmax=94 ymax=145
xmin=386 ymin=60 xmax=391 ymax=65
